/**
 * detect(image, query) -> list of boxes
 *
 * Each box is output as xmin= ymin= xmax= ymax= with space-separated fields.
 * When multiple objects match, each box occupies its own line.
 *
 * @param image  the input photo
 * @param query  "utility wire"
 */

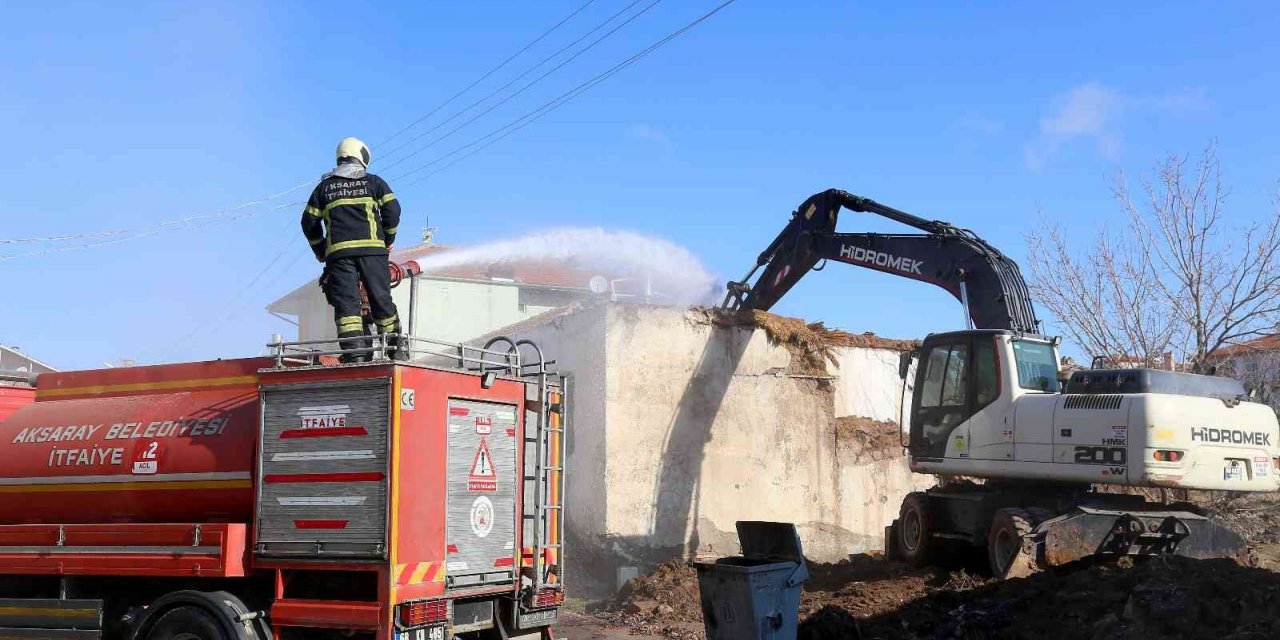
xmin=394 ymin=0 xmax=740 ymax=187
xmin=378 ymin=0 xmax=649 ymax=166
xmin=0 ymin=2 xmax=598 ymax=249
xmin=0 ymin=181 xmax=313 ymax=246
xmin=0 ymin=199 xmax=306 ymax=261
xmin=0 ymin=0 xmax=739 ymax=254
xmin=373 ymin=0 xmax=599 ymax=151
xmin=151 ymin=233 xmax=310 ymax=362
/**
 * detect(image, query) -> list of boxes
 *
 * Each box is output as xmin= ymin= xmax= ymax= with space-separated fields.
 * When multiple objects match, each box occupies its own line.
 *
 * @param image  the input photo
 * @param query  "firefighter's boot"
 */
xmin=338 ymin=332 xmax=372 ymax=363
xmin=376 ymin=315 xmax=408 ymax=361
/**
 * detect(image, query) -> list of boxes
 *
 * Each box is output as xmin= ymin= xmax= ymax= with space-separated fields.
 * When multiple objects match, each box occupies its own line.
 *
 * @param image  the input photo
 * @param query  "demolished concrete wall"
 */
xmin=831 ymin=346 xmax=913 ymax=423
xmin=493 ymin=302 xmax=931 ymax=591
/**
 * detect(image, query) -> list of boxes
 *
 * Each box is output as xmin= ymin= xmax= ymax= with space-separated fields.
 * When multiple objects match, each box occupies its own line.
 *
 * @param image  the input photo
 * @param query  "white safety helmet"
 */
xmin=336 ymin=137 xmax=371 ymax=167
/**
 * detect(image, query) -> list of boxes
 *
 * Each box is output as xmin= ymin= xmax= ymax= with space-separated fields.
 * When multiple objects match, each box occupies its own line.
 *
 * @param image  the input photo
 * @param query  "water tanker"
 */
xmin=0 ymin=383 xmax=34 ymax=424
xmin=0 ymin=330 xmax=568 ymax=640
xmin=0 ymin=359 xmax=261 ymax=524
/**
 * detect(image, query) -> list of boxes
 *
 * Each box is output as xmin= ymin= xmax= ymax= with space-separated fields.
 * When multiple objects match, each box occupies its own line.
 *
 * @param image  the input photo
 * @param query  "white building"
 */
xmin=1212 ymin=334 xmax=1280 ymax=412
xmin=267 ymin=241 xmax=623 ymax=345
xmin=0 ymin=345 xmax=57 ymax=375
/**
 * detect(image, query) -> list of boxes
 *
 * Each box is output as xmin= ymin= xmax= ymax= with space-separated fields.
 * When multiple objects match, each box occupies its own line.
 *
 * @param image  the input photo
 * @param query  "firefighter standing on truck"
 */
xmin=301 ymin=137 xmax=405 ymax=363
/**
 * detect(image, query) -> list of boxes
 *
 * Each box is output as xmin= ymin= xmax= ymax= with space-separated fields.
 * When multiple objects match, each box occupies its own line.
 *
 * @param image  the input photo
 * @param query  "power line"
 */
xmin=158 ymin=246 xmax=311 ymax=362
xmin=373 ymin=0 xmax=599 ymax=150
xmin=148 ymin=215 xmax=310 ymax=362
xmin=378 ymin=0 xmax=650 ymax=166
xmin=0 ymin=3 xmax=599 ymax=250
xmin=394 ymin=0 xmax=741 ymax=188
xmin=0 ymin=181 xmax=313 ymax=246
xmin=0 ymin=0 xmax=739 ymax=255
xmin=0 ymin=199 xmax=305 ymax=261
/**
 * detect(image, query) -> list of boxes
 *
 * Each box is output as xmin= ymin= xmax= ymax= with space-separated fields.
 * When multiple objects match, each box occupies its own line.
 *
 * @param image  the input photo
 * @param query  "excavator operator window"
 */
xmin=914 ymin=342 xmax=970 ymax=458
xmin=1013 ymin=340 xmax=1057 ymax=391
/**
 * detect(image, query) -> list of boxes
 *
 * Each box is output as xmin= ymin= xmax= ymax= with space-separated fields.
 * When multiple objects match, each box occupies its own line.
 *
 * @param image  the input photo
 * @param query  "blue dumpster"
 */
xmin=694 ymin=521 xmax=809 ymax=640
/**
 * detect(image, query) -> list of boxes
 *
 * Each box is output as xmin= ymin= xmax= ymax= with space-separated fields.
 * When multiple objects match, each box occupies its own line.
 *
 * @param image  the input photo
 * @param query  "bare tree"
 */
xmin=1026 ymin=144 xmax=1280 ymax=374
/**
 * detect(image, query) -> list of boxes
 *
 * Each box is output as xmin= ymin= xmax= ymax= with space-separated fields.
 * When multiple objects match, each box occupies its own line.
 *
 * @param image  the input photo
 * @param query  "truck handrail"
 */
xmin=266 ymin=333 xmax=522 ymax=372
xmin=0 ymin=370 xmax=37 ymax=386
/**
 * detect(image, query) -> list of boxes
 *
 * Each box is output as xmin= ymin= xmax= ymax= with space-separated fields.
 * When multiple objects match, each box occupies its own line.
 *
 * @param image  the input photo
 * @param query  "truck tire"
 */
xmin=145 ymin=607 xmax=229 ymax=640
xmin=897 ymin=492 xmax=933 ymax=567
xmin=987 ymin=508 xmax=1038 ymax=579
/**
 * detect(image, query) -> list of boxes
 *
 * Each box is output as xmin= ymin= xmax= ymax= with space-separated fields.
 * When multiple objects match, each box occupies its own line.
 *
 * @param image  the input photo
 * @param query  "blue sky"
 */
xmin=2 ymin=1 xmax=1279 ymax=370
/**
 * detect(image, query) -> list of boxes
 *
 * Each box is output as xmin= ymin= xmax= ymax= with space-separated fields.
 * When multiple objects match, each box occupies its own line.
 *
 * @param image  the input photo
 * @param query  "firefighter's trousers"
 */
xmin=322 ymin=255 xmax=402 ymax=359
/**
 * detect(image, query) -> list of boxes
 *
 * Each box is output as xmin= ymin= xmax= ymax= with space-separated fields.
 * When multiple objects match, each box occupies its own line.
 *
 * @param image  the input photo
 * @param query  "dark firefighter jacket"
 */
xmin=301 ymin=169 xmax=401 ymax=261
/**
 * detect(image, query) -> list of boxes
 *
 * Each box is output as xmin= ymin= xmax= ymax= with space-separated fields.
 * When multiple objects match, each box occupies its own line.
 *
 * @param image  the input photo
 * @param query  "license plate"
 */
xmin=1225 ymin=461 xmax=1245 ymax=481
xmin=397 ymin=627 xmax=444 ymax=640
xmin=518 ymin=608 xmax=558 ymax=628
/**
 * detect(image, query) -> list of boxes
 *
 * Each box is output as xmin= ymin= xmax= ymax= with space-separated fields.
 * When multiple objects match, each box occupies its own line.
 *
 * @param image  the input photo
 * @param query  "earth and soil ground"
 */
xmin=554 ymin=493 xmax=1280 ymax=639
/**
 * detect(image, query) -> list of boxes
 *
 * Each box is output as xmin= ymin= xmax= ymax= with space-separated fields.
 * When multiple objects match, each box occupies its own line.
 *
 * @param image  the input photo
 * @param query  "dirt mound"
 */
xmin=800 ymin=556 xmax=988 ymax=626
xmin=601 ymin=555 xmax=951 ymax=638
xmin=823 ymin=556 xmax=1280 ymax=640
xmin=600 ymin=560 xmax=704 ymax=637
xmin=595 ymin=553 xmax=1280 ymax=640
xmin=835 ymin=416 xmax=904 ymax=462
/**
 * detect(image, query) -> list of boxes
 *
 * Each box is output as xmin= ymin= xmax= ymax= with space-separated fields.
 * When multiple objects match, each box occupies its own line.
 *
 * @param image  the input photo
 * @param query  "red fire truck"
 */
xmin=0 ymin=334 xmax=567 ymax=640
xmin=0 ymin=381 xmax=33 ymax=423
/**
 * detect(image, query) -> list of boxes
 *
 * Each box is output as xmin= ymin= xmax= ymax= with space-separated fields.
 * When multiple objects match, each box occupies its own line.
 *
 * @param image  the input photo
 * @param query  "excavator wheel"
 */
xmin=987 ymin=508 xmax=1040 ymax=579
xmin=897 ymin=492 xmax=934 ymax=567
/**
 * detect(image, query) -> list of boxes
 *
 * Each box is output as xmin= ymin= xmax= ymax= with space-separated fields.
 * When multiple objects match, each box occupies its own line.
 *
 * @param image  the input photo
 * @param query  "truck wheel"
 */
xmin=145 ymin=606 xmax=229 ymax=640
xmin=987 ymin=508 xmax=1038 ymax=579
xmin=897 ymin=492 xmax=933 ymax=567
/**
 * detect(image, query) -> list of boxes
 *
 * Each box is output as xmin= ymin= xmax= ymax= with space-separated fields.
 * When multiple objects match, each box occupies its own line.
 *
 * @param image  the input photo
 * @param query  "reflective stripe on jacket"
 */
xmin=301 ymin=169 xmax=401 ymax=260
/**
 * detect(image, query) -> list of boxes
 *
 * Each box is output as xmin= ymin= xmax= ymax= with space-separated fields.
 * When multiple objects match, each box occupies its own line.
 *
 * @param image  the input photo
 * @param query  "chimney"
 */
xmin=1162 ymin=352 xmax=1174 ymax=371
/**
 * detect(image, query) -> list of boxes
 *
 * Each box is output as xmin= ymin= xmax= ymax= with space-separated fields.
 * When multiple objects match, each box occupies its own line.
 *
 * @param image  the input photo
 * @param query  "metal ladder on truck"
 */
xmin=483 ymin=338 xmax=568 ymax=612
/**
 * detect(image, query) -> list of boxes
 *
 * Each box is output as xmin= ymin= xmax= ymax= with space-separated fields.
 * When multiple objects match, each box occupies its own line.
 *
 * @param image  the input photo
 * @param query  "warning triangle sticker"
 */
xmin=468 ymin=438 xmax=497 ymax=492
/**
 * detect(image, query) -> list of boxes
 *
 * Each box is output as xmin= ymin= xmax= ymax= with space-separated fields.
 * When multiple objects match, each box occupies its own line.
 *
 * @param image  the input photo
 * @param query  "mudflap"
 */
xmin=1042 ymin=505 xmax=1249 ymax=567
xmin=884 ymin=523 xmax=900 ymax=561
xmin=495 ymin=597 xmax=558 ymax=638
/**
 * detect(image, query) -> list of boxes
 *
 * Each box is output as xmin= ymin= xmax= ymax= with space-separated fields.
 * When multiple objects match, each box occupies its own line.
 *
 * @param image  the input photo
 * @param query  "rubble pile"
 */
xmin=602 ymin=560 xmax=704 ymax=639
xmin=826 ymin=555 xmax=1280 ymax=639
xmin=691 ymin=307 xmax=917 ymax=374
xmin=591 ymin=476 xmax=1280 ymax=639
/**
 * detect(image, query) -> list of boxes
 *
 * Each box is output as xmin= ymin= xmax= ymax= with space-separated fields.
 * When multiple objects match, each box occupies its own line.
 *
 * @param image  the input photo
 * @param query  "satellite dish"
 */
xmin=588 ymin=275 xmax=609 ymax=294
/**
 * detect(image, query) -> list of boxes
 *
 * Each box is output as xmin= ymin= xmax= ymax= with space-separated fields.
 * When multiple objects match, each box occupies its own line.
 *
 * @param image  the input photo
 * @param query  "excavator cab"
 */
xmin=901 ymin=330 xmax=1060 ymax=461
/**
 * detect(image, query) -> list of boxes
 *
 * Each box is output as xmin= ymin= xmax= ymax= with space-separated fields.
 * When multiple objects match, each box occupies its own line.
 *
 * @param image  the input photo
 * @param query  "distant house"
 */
xmin=0 ymin=345 xmax=57 ymax=376
xmin=1210 ymin=334 xmax=1280 ymax=411
xmin=267 ymin=239 xmax=637 ymax=346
